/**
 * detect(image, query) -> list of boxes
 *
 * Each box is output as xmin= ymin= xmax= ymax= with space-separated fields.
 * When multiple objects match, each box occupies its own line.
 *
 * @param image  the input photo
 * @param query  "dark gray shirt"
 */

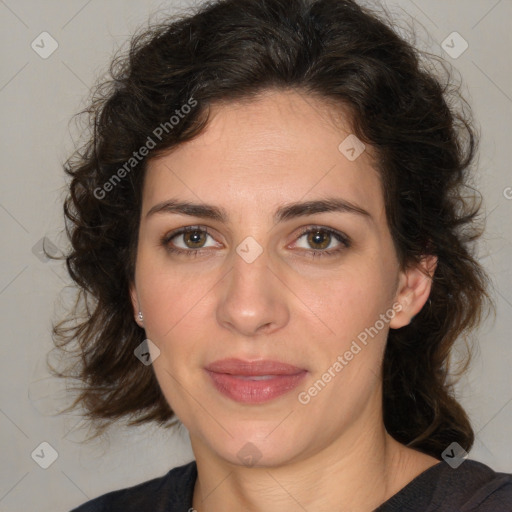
xmin=71 ymin=459 xmax=512 ymax=511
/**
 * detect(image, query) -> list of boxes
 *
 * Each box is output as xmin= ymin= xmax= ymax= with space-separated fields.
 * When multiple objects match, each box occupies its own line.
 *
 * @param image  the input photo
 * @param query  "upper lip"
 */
xmin=205 ymin=358 xmax=306 ymax=376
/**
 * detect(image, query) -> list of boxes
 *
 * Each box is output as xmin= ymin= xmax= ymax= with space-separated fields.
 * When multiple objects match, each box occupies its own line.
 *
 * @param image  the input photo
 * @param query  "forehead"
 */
xmin=143 ymin=90 xmax=385 ymax=223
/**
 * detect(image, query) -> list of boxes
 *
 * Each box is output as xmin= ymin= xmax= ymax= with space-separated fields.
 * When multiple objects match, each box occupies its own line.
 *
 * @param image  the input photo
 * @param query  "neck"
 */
xmin=190 ymin=412 xmax=439 ymax=511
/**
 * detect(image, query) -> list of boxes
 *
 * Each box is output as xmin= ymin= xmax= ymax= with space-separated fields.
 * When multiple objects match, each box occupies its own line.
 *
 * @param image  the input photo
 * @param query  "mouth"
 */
xmin=204 ymin=358 xmax=308 ymax=404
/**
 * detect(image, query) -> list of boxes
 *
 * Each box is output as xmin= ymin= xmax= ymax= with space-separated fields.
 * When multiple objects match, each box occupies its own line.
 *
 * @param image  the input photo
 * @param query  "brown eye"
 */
xmin=293 ymin=226 xmax=351 ymax=259
xmin=162 ymin=226 xmax=218 ymax=256
xmin=182 ymin=229 xmax=208 ymax=249
xmin=306 ymin=230 xmax=332 ymax=250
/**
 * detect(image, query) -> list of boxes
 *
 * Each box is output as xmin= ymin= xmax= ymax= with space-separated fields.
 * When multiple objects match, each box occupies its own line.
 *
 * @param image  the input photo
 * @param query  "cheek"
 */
xmin=136 ymin=249 xmax=216 ymax=343
xmin=136 ymin=261 xmax=213 ymax=415
xmin=298 ymin=266 xmax=397 ymax=399
xmin=136 ymin=236 xmax=398 ymax=354
xmin=294 ymin=262 xmax=395 ymax=336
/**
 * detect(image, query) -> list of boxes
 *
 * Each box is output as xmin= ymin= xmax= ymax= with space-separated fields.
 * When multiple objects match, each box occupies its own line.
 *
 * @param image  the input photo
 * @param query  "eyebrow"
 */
xmin=146 ymin=197 xmax=372 ymax=224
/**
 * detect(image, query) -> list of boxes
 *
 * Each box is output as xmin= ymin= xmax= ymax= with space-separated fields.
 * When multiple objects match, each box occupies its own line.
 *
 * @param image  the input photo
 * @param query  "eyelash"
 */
xmin=161 ymin=225 xmax=351 ymax=259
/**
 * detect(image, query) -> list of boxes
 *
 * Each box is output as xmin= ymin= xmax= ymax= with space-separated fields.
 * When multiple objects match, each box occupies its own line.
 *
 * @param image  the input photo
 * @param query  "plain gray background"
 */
xmin=0 ymin=1 xmax=511 ymax=510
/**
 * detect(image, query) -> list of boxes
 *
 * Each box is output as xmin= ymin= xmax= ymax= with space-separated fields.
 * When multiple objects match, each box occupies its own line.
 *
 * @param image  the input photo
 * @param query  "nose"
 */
xmin=216 ymin=247 xmax=290 ymax=337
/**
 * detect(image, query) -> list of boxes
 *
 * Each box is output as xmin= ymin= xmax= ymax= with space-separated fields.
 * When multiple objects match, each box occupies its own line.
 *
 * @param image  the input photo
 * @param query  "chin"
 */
xmin=192 ymin=418 xmax=312 ymax=469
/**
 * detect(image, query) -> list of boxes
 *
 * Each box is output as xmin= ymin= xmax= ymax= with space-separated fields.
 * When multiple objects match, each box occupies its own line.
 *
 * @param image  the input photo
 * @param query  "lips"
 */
xmin=204 ymin=358 xmax=307 ymax=404
xmin=205 ymin=358 xmax=305 ymax=376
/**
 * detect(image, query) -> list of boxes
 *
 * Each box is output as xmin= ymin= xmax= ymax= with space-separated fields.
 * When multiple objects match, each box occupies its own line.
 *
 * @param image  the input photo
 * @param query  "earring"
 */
xmin=137 ymin=311 xmax=144 ymax=323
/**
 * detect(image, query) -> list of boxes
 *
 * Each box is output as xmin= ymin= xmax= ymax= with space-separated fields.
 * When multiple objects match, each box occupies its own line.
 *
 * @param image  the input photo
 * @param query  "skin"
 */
xmin=130 ymin=89 xmax=439 ymax=511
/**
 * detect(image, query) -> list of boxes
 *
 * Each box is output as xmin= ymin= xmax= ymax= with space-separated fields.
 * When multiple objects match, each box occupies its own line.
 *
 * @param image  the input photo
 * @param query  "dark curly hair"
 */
xmin=52 ymin=0 xmax=492 ymax=458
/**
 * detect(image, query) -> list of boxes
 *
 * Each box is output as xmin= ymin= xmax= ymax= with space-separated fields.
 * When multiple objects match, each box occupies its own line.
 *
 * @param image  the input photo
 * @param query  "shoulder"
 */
xmin=377 ymin=459 xmax=512 ymax=511
xmin=436 ymin=459 xmax=512 ymax=511
xmin=70 ymin=460 xmax=197 ymax=512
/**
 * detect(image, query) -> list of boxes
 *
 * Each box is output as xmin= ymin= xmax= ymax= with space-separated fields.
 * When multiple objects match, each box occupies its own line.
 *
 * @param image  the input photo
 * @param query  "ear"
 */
xmin=129 ymin=283 xmax=143 ymax=327
xmin=389 ymin=255 xmax=437 ymax=329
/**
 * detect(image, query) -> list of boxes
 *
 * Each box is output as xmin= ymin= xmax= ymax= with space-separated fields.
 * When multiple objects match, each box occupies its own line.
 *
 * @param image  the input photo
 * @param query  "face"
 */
xmin=130 ymin=90 xmax=431 ymax=468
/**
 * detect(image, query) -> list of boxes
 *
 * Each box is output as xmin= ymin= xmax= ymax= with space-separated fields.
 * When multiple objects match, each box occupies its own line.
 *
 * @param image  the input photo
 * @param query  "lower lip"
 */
xmin=205 ymin=370 xmax=307 ymax=404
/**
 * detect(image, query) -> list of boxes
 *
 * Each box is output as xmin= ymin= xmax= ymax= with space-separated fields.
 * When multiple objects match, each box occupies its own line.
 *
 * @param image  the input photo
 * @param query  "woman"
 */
xmin=54 ymin=0 xmax=512 ymax=510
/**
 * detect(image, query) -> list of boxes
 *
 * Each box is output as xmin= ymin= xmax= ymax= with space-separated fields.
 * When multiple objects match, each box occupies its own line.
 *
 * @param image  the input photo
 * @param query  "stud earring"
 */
xmin=137 ymin=311 xmax=144 ymax=323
